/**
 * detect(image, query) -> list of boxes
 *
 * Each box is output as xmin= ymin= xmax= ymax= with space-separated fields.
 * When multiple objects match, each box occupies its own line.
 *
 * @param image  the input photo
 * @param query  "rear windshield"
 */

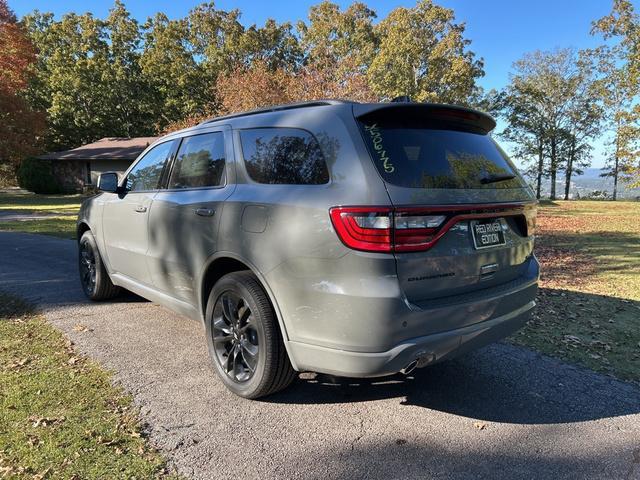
xmin=358 ymin=120 xmax=524 ymax=189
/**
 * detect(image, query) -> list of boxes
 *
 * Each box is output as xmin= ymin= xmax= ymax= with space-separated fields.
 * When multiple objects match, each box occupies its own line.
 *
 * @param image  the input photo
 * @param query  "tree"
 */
xmin=214 ymin=60 xmax=297 ymax=116
xmin=592 ymin=0 xmax=640 ymax=81
xmin=23 ymin=4 xmax=157 ymax=151
xmin=561 ymin=52 xmax=603 ymax=200
xmin=591 ymin=1 xmax=640 ymax=195
xmin=103 ymin=0 xmax=156 ymax=137
xmin=499 ymin=49 xmax=600 ymax=200
xmin=368 ymin=0 xmax=483 ymax=104
xmin=0 ymin=0 xmax=45 ymax=184
xmin=242 ymin=19 xmax=302 ymax=71
xmin=498 ymin=82 xmax=548 ymax=199
xmin=140 ymin=13 xmax=209 ymax=127
xmin=298 ymin=1 xmax=377 ymax=82
xmin=213 ymin=57 xmax=376 ymax=118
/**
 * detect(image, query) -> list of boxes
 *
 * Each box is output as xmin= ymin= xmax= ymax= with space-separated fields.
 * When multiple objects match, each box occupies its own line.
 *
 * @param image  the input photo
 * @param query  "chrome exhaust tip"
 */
xmin=400 ymin=360 xmax=418 ymax=375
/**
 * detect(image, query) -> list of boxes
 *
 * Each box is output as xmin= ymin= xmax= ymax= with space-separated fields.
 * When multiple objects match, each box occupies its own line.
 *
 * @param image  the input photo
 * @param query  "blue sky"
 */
xmin=12 ymin=0 xmax=632 ymax=167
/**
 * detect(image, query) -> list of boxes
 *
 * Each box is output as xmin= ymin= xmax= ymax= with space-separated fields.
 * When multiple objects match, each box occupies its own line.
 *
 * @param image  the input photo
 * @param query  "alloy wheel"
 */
xmin=79 ymin=242 xmax=97 ymax=295
xmin=212 ymin=292 xmax=259 ymax=383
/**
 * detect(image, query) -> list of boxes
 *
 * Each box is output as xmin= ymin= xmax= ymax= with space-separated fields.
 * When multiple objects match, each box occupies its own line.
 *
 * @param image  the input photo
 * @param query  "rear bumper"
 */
xmin=287 ymin=298 xmax=535 ymax=377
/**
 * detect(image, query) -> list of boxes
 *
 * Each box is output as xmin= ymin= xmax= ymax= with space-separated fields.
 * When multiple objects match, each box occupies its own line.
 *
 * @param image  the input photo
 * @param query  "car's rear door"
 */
xmin=147 ymin=127 xmax=235 ymax=303
xmin=101 ymin=139 xmax=177 ymax=285
xmin=354 ymin=104 xmax=537 ymax=307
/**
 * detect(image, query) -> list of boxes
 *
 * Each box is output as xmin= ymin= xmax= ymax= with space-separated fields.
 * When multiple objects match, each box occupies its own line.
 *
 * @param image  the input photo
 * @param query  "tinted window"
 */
xmin=240 ymin=128 xmax=329 ymax=185
xmin=127 ymin=141 xmax=174 ymax=191
xmin=359 ymin=121 xmax=525 ymax=189
xmin=169 ymin=132 xmax=225 ymax=189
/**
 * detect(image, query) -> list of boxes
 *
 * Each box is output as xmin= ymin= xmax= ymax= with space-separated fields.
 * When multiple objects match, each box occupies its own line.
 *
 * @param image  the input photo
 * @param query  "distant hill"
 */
xmin=523 ymin=168 xmax=640 ymax=199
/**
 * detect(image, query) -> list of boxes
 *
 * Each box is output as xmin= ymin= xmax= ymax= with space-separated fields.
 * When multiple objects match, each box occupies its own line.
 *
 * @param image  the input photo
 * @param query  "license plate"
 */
xmin=471 ymin=219 xmax=505 ymax=249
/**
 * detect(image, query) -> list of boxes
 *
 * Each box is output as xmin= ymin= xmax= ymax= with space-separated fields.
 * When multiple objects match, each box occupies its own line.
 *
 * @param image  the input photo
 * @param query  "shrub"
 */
xmin=0 ymin=163 xmax=17 ymax=188
xmin=16 ymin=157 xmax=61 ymax=194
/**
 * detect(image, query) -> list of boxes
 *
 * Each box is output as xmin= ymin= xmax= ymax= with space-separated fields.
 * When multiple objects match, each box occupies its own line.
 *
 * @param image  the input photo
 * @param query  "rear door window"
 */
xmin=239 ymin=128 xmax=329 ymax=185
xmin=168 ymin=132 xmax=225 ymax=189
xmin=359 ymin=120 xmax=524 ymax=189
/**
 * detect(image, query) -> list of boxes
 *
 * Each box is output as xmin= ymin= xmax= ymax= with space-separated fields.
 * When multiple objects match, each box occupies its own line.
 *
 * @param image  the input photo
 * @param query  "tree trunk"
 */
xmin=536 ymin=137 xmax=544 ymax=200
xmin=564 ymin=137 xmax=575 ymax=201
xmin=550 ymin=137 xmax=557 ymax=200
xmin=613 ymin=153 xmax=619 ymax=201
xmin=613 ymin=128 xmax=620 ymax=201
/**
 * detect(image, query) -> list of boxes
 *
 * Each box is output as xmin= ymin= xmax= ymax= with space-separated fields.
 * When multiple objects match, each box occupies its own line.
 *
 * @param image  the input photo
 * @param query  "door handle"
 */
xmin=195 ymin=208 xmax=215 ymax=217
xmin=134 ymin=205 xmax=147 ymax=213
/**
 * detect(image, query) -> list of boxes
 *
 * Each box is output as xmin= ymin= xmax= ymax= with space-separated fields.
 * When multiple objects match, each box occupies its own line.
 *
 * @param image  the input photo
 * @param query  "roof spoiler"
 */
xmin=353 ymin=102 xmax=496 ymax=133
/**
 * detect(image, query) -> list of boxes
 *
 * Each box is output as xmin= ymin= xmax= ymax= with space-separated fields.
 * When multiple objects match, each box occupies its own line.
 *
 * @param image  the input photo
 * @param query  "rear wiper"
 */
xmin=480 ymin=173 xmax=516 ymax=184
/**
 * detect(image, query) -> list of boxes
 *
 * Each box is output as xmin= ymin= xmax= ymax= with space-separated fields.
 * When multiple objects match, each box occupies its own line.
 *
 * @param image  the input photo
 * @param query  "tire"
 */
xmin=205 ymin=271 xmax=296 ymax=399
xmin=78 ymin=230 xmax=120 ymax=301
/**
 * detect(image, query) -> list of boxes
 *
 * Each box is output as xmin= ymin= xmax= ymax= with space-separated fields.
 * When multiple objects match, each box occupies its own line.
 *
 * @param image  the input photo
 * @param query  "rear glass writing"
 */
xmin=363 ymin=124 xmax=395 ymax=174
xmin=359 ymin=121 xmax=524 ymax=190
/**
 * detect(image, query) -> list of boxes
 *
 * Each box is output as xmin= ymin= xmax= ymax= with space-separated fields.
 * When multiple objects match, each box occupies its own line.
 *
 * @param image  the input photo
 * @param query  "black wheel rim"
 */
xmin=79 ymin=242 xmax=96 ymax=295
xmin=212 ymin=291 xmax=259 ymax=383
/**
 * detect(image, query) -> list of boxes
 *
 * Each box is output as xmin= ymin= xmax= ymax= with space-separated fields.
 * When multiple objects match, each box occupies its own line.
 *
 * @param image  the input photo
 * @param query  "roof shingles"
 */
xmin=38 ymin=137 xmax=158 ymax=161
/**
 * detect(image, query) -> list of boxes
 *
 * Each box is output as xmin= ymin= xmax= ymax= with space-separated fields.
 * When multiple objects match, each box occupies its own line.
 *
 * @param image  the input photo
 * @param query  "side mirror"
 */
xmin=97 ymin=172 xmax=119 ymax=193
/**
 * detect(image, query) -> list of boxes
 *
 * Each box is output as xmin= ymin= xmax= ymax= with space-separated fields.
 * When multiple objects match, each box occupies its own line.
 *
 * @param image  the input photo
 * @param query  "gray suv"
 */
xmin=77 ymin=100 xmax=539 ymax=399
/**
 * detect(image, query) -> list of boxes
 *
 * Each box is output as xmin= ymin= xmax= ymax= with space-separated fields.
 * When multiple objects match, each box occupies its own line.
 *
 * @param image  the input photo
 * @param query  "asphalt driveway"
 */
xmin=1 ymin=231 xmax=639 ymax=480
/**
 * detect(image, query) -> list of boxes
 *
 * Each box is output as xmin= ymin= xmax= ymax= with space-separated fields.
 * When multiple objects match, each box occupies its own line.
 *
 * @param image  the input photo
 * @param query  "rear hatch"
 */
xmin=354 ymin=103 xmax=537 ymax=304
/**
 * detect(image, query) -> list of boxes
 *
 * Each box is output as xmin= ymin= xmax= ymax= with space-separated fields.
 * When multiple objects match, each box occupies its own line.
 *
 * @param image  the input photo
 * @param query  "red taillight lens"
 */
xmin=329 ymin=207 xmax=393 ymax=252
xmin=330 ymin=204 xmax=533 ymax=253
xmin=393 ymin=212 xmax=446 ymax=251
xmin=329 ymin=207 xmax=445 ymax=253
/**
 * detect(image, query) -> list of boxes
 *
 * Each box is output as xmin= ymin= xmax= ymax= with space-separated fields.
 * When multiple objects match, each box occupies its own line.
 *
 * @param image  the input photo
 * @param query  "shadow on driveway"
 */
xmin=267 ymin=344 xmax=640 ymax=425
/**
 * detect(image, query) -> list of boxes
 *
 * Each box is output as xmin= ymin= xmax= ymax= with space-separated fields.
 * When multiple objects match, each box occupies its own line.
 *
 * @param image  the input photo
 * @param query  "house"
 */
xmin=38 ymin=137 xmax=157 ymax=192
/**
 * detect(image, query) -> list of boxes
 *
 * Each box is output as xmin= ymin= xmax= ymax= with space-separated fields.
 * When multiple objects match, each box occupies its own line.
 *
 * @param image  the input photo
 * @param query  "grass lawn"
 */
xmin=511 ymin=200 xmax=640 ymax=384
xmin=0 ymin=216 xmax=77 ymax=239
xmin=0 ymin=192 xmax=85 ymax=214
xmin=0 ymin=192 xmax=86 ymax=239
xmin=1 ymin=194 xmax=638 ymax=384
xmin=0 ymin=292 xmax=176 ymax=478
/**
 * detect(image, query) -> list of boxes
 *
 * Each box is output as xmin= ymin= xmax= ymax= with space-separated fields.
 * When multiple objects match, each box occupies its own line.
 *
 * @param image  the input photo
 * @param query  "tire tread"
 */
xmin=208 ymin=271 xmax=295 ymax=398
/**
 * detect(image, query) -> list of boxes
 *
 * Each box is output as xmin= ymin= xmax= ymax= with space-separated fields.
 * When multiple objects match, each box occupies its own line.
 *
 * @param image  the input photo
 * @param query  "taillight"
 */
xmin=394 ymin=212 xmax=446 ymax=251
xmin=525 ymin=207 xmax=537 ymax=236
xmin=329 ymin=207 xmax=393 ymax=252
xmin=329 ymin=207 xmax=446 ymax=253
xmin=330 ymin=203 xmax=534 ymax=253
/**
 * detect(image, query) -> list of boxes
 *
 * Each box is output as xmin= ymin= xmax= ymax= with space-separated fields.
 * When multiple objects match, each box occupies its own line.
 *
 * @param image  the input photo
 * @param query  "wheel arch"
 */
xmin=197 ymin=252 xmax=298 ymax=370
xmin=76 ymin=221 xmax=91 ymax=242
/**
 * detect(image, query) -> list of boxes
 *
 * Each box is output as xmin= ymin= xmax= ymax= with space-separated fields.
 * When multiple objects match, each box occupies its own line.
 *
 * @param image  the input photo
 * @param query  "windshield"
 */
xmin=358 ymin=120 xmax=525 ymax=190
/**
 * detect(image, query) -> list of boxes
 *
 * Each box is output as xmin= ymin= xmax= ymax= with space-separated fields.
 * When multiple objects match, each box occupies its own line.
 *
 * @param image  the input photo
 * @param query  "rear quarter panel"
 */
xmin=216 ymin=106 xmax=400 ymax=349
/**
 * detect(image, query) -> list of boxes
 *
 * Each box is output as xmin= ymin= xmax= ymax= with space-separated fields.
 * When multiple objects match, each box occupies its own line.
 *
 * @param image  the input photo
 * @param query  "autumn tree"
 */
xmin=368 ymin=0 xmax=483 ymax=104
xmin=213 ymin=57 xmax=377 ymax=119
xmin=0 ymin=0 xmax=44 ymax=184
xmin=214 ymin=61 xmax=297 ymax=116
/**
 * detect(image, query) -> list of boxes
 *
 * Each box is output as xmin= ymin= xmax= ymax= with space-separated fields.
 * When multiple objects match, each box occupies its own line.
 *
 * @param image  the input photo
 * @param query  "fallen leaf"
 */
xmin=562 ymin=335 xmax=583 ymax=345
xmin=8 ymin=358 xmax=29 ymax=369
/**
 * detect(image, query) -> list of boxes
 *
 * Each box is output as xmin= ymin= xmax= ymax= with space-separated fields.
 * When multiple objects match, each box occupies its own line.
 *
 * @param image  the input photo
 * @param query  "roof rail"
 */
xmin=198 ymin=99 xmax=354 ymax=125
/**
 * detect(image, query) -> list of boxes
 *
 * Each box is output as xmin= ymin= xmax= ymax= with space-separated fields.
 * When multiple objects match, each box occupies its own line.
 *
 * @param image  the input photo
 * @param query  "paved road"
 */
xmin=0 ymin=210 xmax=62 ymax=221
xmin=1 ymin=231 xmax=639 ymax=480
